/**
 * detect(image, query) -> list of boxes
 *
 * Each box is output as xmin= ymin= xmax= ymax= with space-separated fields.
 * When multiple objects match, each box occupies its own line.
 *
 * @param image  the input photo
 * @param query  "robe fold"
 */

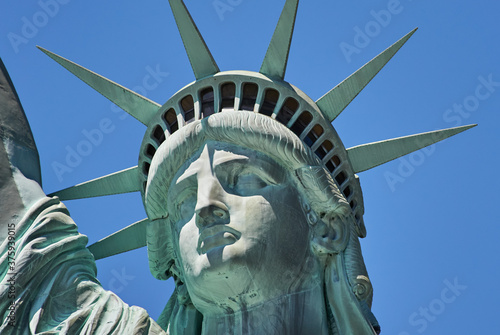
xmin=0 ymin=196 xmax=166 ymax=335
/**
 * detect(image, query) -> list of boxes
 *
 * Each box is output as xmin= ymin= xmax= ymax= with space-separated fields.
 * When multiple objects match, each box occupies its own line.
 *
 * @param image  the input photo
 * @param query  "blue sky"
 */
xmin=1 ymin=0 xmax=499 ymax=334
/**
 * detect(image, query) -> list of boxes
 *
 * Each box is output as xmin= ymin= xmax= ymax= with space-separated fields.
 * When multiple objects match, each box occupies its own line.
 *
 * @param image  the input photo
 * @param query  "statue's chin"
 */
xmin=185 ymin=242 xmax=322 ymax=316
xmin=183 ymin=242 xmax=274 ymax=310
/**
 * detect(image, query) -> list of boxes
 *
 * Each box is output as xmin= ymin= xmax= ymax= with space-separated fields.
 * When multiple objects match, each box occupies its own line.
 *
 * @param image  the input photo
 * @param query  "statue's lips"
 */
xmin=198 ymin=225 xmax=241 ymax=254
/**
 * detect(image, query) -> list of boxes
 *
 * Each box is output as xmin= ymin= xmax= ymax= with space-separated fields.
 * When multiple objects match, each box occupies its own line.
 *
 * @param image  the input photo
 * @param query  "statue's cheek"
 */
xmin=177 ymin=220 xmax=201 ymax=271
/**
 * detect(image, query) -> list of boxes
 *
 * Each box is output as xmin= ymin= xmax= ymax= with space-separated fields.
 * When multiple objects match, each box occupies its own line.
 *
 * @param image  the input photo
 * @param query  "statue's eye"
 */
xmin=234 ymin=172 xmax=268 ymax=190
xmin=215 ymin=161 xmax=282 ymax=195
xmin=228 ymin=168 xmax=277 ymax=196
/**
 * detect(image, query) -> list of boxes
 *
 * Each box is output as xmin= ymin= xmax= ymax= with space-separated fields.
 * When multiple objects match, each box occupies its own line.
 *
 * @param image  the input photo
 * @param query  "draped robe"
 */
xmin=0 ymin=195 xmax=166 ymax=335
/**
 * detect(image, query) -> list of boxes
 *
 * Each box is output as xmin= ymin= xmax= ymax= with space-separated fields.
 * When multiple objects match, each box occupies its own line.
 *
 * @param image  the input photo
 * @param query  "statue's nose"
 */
xmin=195 ymin=176 xmax=229 ymax=228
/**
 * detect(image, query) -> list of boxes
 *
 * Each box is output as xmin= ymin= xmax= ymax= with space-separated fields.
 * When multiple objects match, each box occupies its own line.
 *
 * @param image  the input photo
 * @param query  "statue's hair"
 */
xmin=144 ymin=112 xmax=377 ymax=333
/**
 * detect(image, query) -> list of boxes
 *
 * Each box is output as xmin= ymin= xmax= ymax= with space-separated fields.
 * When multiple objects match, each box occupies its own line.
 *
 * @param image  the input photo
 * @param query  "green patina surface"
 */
xmin=0 ymin=0 xmax=475 ymax=334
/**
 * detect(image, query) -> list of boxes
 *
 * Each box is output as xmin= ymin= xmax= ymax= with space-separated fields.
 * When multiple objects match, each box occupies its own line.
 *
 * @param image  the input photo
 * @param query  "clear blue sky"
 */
xmin=1 ymin=1 xmax=499 ymax=334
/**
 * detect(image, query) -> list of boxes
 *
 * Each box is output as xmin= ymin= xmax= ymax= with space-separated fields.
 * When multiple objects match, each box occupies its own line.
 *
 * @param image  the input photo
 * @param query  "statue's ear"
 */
xmin=307 ymin=209 xmax=350 ymax=254
xmin=294 ymin=166 xmax=351 ymax=216
xmin=294 ymin=166 xmax=352 ymax=254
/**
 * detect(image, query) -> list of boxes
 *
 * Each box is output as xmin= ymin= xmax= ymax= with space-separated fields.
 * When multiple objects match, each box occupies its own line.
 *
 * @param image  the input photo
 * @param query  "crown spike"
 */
xmin=260 ymin=0 xmax=299 ymax=80
xmin=347 ymin=124 xmax=476 ymax=173
xmin=88 ymin=218 xmax=148 ymax=260
xmin=37 ymin=46 xmax=160 ymax=126
xmin=49 ymin=166 xmax=141 ymax=201
xmin=168 ymin=0 xmax=220 ymax=79
xmin=317 ymin=28 xmax=417 ymax=122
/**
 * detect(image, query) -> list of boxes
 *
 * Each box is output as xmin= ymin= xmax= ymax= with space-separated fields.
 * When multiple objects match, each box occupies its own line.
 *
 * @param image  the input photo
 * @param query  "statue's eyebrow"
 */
xmin=174 ymin=157 xmax=206 ymax=185
xmin=172 ymin=173 xmax=196 ymax=192
xmin=214 ymin=155 xmax=285 ymax=184
xmin=212 ymin=153 xmax=249 ymax=166
xmin=169 ymin=162 xmax=201 ymax=200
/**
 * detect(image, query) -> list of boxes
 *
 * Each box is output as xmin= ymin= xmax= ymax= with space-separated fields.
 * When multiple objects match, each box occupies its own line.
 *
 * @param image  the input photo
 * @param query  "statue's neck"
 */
xmin=200 ymin=284 xmax=329 ymax=335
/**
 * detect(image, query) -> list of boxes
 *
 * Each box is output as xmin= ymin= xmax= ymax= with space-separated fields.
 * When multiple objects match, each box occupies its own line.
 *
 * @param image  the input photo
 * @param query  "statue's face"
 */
xmin=167 ymin=141 xmax=319 ymax=312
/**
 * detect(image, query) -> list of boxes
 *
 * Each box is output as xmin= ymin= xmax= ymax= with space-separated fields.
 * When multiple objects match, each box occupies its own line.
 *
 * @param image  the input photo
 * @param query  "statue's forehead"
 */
xmin=181 ymin=141 xmax=279 ymax=167
xmin=171 ymin=141 xmax=287 ymax=186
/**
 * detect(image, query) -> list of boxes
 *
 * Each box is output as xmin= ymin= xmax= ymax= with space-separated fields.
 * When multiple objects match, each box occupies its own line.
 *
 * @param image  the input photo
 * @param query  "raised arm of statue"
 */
xmin=0 ymin=59 xmax=165 ymax=334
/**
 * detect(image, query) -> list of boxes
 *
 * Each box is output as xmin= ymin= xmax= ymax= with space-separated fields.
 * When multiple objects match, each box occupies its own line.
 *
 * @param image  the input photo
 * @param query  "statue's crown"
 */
xmin=42 ymin=0 xmax=475 ymax=260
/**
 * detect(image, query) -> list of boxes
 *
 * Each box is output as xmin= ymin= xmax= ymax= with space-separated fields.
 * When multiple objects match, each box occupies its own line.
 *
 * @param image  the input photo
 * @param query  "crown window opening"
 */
xmin=326 ymin=154 xmax=341 ymax=173
xmin=343 ymin=185 xmax=352 ymax=198
xmin=332 ymin=155 xmax=341 ymax=166
xmin=181 ymin=95 xmax=195 ymax=124
xmin=276 ymin=97 xmax=299 ymax=125
xmin=221 ymin=82 xmax=236 ymax=111
xmin=152 ymin=125 xmax=166 ymax=145
xmin=163 ymin=109 xmax=178 ymax=134
xmin=290 ymin=111 xmax=313 ymax=138
xmin=143 ymin=162 xmax=151 ymax=175
xmin=200 ymin=87 xmax=215 ymax=118
xmin=350 ymin=200 xmax=357 ymax=210
xmin=145 ymin=144 xmax=156 ymax=159
xmin=315 ymin=140 xmax=334 ymax=160
xmin=241 ymin=83 xmax=259 ymax=112
xmin=325 ymin=161 xmax=335 ymax=173
xmin=260 ymin=88 xmax=279 ymax=116
xmin=304 ymin=124 xmax=324 ymax=147
xmin=335 ymin=171 xmax=347 ymax=186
